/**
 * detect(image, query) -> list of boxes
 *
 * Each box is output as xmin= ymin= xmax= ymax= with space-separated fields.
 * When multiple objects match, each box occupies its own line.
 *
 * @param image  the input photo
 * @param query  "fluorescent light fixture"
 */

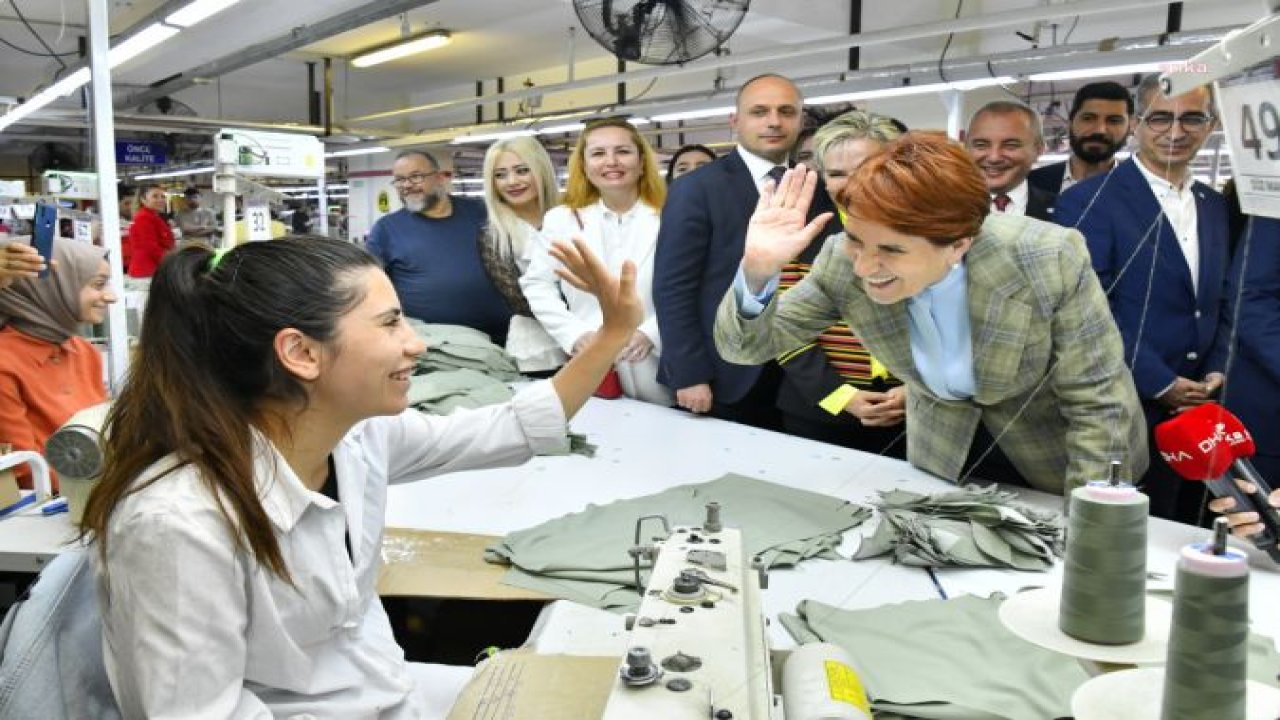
xmin=324 ymin=146 xmax=390 ymax=158
xmin=134 ymin=166 xmax=215 ymax=180
xmin=352 ymin=31 xmax=452 ymax=68
xmin=537 ymin=122 xmax=585 ymax=134
xmin=166 ymin=0 xmax=241 ymax=27
xmin=651 ymin=106 xmax=734 ymax=123
xmin=808 ymin=76 xmax=1015 ymax=105
xmin=626 ymin=117 xmax=651 ymax=126
xmin=109 ymin=22 xmax=181 ymax=68
xmin=1027 ymin=63 xmax=1164 ymax=83
xmin=450 ymin=129 xmax=537 ymax=145
xmin=277 ymin=184 xmax=349 ymax=192
xmin=0 ymin=68 xmax=90 ymax=133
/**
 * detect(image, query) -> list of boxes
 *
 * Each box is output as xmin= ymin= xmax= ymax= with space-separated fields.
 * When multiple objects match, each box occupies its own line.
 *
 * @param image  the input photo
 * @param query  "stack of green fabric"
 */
xmin=854 ymin=486 xmax=1064 ymax=571
xmin=407 ymin=320 xmax=521 ymax=381
xmin=406 ymin=369 xmax=514 ymax=415
xmin=485 ymin=473 xmax=872 ymax=613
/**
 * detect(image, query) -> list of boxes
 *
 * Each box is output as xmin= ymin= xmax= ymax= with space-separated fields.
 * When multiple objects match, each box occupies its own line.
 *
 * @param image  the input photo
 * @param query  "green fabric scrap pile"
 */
xmin=485 ymin=473 xmax=871 ymax=613
xmin=407 ymin=320 xmax=521 ymax=381
xmin=854 ymin=486 xmax=1064 ymax=571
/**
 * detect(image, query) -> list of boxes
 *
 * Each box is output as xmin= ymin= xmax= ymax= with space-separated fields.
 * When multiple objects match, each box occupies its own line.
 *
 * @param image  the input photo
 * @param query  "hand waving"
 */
xmin=549 ymin=237 xmax=644 ymax=336
xmin=741 ymin=164 xmax=834 ymax=291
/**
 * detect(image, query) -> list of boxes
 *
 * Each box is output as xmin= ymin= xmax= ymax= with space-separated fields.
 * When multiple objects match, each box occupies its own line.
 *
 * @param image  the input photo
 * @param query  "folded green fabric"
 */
xmin=407 ymin=320 xmax=521 ymax=381
xmin=855 ymin=486 xmax=1064 ymax=571
xmin=780 ymin=595 xmax=1086 ymax=720
xmin=486 ymin=473 xmax=872 ymax=613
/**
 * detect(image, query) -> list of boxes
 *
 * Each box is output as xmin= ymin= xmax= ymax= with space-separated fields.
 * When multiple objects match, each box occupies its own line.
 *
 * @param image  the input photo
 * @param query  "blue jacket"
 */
xmin=654 ymin=151 xmax=838 ymax=402
xmin=1216 ymin=216 xmax=1280 ymax=484
xmin=1055 ymin=158 xmax=1230 ymax=400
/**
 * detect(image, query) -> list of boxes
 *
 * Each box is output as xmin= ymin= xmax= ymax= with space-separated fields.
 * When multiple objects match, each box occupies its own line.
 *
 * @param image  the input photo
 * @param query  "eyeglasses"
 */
xmin=1139 ymin=112 xmax=1214 ymax=133
xmin=390 ymin=171 xmax=439 ymax=187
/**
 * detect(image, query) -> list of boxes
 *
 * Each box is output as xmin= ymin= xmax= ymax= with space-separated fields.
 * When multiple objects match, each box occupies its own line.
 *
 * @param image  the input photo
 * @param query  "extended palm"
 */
xmin=550 ymin=238 xmax=644 ymax=336
xmin=741 ymin=165 xmax=834 ymax=290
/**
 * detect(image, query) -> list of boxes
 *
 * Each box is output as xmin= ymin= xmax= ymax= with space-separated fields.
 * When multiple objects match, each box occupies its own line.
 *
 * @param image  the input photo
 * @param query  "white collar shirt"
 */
xmin=991 ymin=180 xmax=1030 ymax=217
xmin=97 ymin=381 xmax=567 ymax=719
xmin=736 ymin=146 xmax=786 ymax=193
xmin=1135 ymin=156 xmax=1200 ymax=295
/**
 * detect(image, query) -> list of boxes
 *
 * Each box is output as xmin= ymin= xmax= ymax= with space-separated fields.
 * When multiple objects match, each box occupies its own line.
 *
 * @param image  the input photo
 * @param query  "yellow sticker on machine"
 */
xmin=824 ymin=659 xmax=871 ymax=711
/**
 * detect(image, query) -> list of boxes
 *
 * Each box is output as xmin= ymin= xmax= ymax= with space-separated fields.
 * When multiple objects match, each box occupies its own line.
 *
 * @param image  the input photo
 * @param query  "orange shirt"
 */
xmin=0 ymin=326 xmax=107 ymax=490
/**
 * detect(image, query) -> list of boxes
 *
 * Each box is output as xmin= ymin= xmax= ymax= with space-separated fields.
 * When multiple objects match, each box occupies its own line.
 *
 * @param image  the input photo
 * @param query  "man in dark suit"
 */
xmin=1028 ymin=81 xmax=1133 ymax=198
xmin=653 ymin=73 xmax=839 ymax=428
xmin=964 ymin=101 xmax=1056 ymax=221
xmin=1213 ymin=216 xmax=1280 ymax=487
xmin=1056 ymin=75 xmax=1229 ymax=524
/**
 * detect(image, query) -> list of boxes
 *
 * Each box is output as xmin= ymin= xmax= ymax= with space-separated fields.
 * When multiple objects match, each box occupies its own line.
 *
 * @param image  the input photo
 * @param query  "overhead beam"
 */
xmin=121 ymin=0 xmax=441 ymax=110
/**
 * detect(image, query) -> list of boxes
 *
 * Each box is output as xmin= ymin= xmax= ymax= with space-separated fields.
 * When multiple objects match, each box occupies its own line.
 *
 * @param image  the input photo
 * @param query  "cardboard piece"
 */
xmin=0 ymin=444 xmax=22 ymax=511
xmin=446 ymin=648 xmax=617 ymax=720
xmin=377 ymin=528 xmax=555 ymax=601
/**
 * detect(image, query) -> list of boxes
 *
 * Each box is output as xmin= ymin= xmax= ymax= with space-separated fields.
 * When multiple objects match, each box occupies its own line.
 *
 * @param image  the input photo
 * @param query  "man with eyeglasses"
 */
xmin=366 ymin=149 xmax=512 ymax=344
xmin=1056 ymin=74 xmax=1231 ymax=525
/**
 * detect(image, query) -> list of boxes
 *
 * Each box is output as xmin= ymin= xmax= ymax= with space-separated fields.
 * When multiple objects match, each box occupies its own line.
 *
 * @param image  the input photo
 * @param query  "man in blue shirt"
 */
xmin=367 ymin=149 xmax=512 ymax=344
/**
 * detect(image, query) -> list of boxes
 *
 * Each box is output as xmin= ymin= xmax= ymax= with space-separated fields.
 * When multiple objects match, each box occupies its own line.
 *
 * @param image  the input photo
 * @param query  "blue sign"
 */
xmin=115 ymin=141 xmax=167 ymax=166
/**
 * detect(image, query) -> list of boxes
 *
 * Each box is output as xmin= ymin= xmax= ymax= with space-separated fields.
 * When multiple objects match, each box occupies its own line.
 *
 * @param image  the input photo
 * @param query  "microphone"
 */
xmin=1155 ymin=403 xmax=1280 ymax=562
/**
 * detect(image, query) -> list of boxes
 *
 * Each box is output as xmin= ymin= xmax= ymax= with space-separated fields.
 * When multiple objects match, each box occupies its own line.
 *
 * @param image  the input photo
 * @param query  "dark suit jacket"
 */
xmin=1055 ymin=158 xmax=1230 ymax=402
xmin=1215 ymin=217 xmax=1280 ymax=484
xmin=1026 ymin=184 xmax=1057 ymax=223
xmin=1028 ymin=161 xmax=1067 ymax=197
xmin=654 ymin=151 xmax=839 ymax=403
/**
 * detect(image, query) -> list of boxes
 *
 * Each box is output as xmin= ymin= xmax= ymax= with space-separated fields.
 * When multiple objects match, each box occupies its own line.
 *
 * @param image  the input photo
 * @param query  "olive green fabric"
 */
xmin=485 ymin=473 xmax=871 ymax=613
xmin=781 ymin=595 xmax=1085 ymax=719
xmin=854 ymin=486 xmax=1064 ymax=571
xmin=407 ymin=320 xmax=521 ymax=381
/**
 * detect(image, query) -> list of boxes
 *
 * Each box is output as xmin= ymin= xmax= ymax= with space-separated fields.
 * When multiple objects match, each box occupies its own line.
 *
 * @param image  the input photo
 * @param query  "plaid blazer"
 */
xmin=715 ymin=214 xmax=1148 ymax=494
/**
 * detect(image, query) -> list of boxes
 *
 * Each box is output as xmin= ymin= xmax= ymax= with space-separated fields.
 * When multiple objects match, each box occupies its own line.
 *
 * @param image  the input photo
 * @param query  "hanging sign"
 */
xmin=1217 ymin=60 xmax=1280 ymax=219
xmin=245 ymin=203 xmax=272 ymax=242
xmin=115 ymin=141 xmax=167 ymax=166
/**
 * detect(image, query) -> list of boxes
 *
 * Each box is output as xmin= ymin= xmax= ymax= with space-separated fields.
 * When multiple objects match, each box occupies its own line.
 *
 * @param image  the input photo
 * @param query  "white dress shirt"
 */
xmin=991 ymin=180 xmax=1030 ymax=217
xmin=736 ymin=146 xmax=786 ymax=192
xmin=98 ymin=382 xmax=567 ymax=719
xmin=1134 ymin=155 xmax=1200 ymax=295
xmin=521 ymin=200 xmax=672 ymax=405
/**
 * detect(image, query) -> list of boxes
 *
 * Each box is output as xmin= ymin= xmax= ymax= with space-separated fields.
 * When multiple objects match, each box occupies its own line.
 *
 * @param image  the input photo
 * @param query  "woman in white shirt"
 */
xmin=479 ymin=136 xmax=567 ymax=374
xmin=521 ymin=117 xmax=674 ymax=405
xmin=77 ymin=235 xmax=642 ymax=718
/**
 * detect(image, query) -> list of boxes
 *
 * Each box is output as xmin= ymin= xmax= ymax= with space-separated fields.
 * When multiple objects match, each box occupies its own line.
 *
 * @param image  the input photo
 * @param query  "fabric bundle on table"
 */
xmin=780 ymin=594 xmax=1086 ymax=719
xmin=407 ymin=320 xmax=521 ymax=381
xmin=854 ymin=486 xmax=1064 ymax=571
xmin=485 ymin=473 xmax=872 ymax=613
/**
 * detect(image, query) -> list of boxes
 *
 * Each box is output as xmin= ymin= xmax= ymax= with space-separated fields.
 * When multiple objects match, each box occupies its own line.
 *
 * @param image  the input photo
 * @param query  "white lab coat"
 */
xmin=97 ymin=382 xmax=567 ymax=719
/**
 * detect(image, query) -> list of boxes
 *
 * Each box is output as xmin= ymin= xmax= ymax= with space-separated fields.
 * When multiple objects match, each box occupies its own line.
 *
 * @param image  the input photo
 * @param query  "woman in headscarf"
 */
xmin=0 ymin=239 xmax=116 ymax=489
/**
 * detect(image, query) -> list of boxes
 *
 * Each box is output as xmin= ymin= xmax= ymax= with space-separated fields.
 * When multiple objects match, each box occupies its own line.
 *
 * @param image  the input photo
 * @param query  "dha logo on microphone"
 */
xmin=1197 ymin=422 xmax=1249 ymax=454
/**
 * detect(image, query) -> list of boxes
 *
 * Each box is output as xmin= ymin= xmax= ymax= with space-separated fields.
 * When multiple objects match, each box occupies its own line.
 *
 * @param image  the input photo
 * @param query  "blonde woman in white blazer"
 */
xmin=521 ymin=117 xmax=674 ymax=405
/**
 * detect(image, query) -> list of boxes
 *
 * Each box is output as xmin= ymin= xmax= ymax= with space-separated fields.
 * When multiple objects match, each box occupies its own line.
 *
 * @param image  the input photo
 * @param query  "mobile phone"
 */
xmin=32 ymin=202 xmax=56 ymax=279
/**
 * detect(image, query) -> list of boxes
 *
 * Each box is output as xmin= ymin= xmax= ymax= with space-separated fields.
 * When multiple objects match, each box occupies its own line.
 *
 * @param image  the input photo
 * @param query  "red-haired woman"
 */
xmin=715 ymin=131 xmax=1147 ymax=495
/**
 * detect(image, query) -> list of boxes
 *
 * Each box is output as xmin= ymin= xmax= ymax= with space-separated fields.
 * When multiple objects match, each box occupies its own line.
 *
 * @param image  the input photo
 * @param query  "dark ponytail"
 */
xmin=80 ymin=236 xmax=380 ymax=582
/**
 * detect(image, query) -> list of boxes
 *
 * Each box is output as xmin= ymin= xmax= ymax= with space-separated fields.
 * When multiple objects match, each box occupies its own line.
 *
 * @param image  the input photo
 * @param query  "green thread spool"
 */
xmin=1059 ymin=481 xmax=1148 ymax=644
xmin=1160 ymin=543 xmax=1249 ymax=720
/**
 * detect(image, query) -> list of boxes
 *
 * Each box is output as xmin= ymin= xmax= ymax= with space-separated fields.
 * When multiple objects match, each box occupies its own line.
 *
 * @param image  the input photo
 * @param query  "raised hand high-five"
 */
xmin=740 ymin=164 xmax=835 ymax=293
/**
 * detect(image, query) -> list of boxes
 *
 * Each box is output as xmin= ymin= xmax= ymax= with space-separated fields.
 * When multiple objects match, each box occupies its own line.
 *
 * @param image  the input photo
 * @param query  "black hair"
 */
xmin=665 ymin=144 xmax=717 ymax=182
xmin=1069 ymin=81 xmax=1134 ymax=119
xmin=394 ymin=148 xmax=441 ymax=170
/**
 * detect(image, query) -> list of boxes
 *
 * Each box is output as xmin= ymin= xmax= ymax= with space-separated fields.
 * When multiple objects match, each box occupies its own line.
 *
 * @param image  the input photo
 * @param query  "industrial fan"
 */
xmin=573 ymin=0 xmax=750 ymax=65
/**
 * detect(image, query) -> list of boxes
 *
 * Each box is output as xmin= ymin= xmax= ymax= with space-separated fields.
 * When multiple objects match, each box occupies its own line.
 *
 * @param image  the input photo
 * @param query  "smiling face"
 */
xmin=965 ymin=110 xmax=1042 ymax=195
xmin=312 ymin=268 xmax=427 ymax=422
xmin=583 ymin=126 xmax=642 ymax=195
xmin=821 ymin=138 xmax=885 ymax=205
xmin=391 ymin=153 xmax=448 ymax=214
xmin=841 ymin=215 xmax=972 ymax=305
xmin=78 ymin=259 xmax=116 ymax=324
xmin=492 ymin=150 xmax=540 ymax=213
xmin=730 ymin=76 xmax=803 ymax=164
xmin=1135 ymin=86 xmax=1214 ymax=175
